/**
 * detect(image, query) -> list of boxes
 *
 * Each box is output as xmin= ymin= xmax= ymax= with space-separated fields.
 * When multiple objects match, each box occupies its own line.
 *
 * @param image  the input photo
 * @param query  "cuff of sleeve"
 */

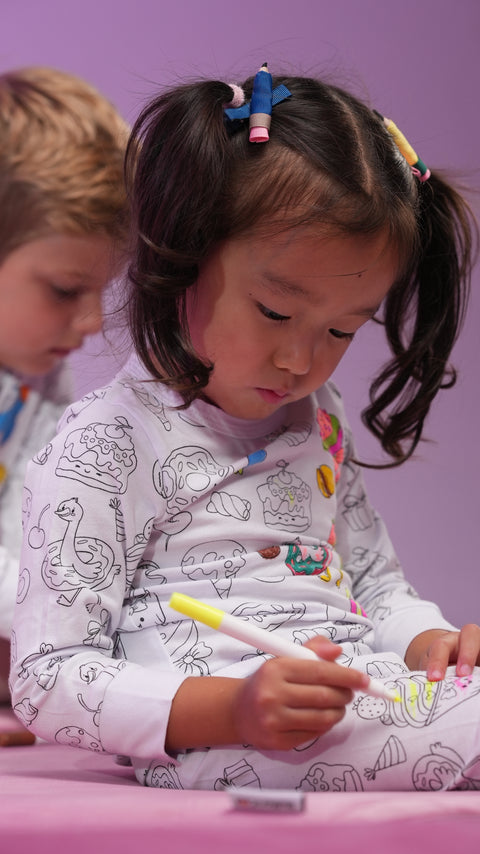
xmin=374 ymin=602 xmax=457 ymax=660
xmin=0 ymin=553 xmax=19 ymax=639
xmin=100 ymin=662 xmax=187 ymax=762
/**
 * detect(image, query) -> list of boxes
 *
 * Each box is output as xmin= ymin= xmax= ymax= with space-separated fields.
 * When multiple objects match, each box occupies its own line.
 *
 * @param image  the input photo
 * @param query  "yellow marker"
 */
xmin=170 ymin=593 xmax=225 ymax=630
xmin=169 ymin=593 xmax=401 ymax=702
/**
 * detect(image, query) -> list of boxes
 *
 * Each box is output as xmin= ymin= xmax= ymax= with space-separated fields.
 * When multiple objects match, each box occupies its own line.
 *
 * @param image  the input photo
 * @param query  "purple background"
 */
xmin=1 ymin=0 xmax=479 ymax=627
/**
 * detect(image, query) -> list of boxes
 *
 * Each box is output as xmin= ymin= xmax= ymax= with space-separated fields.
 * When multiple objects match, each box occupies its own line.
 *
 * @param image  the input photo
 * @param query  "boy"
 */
xmin=0 ymin=67 xmax=129 ymax=696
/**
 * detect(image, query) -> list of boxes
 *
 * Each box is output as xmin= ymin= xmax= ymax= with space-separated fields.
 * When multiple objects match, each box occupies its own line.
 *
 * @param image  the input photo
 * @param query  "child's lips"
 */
xmin=49 ymin=347 xmax=76 ymax=358
xmin=256 ymin=387 xmax=290 ymax=404
xmin=50 ymin=339 xmax=83 ymax=357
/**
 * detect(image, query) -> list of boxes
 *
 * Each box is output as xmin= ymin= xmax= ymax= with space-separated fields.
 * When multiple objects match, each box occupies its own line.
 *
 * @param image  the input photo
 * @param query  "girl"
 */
xmin=10 ymin=70 xmax=480 ymax=792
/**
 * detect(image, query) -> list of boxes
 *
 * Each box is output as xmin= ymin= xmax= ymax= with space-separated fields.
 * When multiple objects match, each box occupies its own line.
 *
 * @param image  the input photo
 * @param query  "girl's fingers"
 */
xmin=283 ymin=681 xmax=354 ymax=711
xmin=424 ymin=625 xmax=480 ymax=680
xmin=425 ymin=634 xmax=458 ymax=681
xmin=303 ymin=636 xmax=342 ymax=660
xmin=281 ymin=656 xmax=370 ymax=694
xmin=235 ymin=656 xmax=364 ymax=750
xmin=244 ymin=697 xmax=349 ymax=750
xmin=277 ymin=706 xmax=348 ymax=746
xmin=456 ymin=624 xmax=480 ymax=676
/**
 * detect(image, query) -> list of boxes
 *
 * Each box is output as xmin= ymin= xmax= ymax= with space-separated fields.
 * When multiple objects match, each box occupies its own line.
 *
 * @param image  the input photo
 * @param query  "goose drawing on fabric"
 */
xmin=42 ymin=497 xmax=121 ymax=606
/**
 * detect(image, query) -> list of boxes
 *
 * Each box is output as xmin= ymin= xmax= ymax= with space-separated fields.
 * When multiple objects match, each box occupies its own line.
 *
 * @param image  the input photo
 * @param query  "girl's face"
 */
xmin=186 ymin=226 xmax=397 ymax=420
xmin=0 ymin=233 xmax=117 ymax=376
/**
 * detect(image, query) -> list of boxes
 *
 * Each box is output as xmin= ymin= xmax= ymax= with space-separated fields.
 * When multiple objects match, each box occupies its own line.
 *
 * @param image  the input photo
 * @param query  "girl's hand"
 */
xmin=405 ymin=625 xmax=480 ymax=681
xmin=232 ymin=637 xmax=370 ymax=751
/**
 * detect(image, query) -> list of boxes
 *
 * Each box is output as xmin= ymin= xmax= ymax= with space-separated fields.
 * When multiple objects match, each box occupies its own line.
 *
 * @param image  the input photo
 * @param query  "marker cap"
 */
xmin=169 ymin=592 xmax=224 ymax=630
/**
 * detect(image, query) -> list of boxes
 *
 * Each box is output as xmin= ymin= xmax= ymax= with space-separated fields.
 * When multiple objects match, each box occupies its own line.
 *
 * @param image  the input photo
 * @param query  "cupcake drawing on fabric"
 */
xmin=257 ymin=460 xmax=311 ymax=532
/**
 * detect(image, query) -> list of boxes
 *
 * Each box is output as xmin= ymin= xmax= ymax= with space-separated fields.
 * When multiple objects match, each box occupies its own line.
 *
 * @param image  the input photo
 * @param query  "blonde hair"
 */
xmin=0 ymin=66 xmax=129 ymax=259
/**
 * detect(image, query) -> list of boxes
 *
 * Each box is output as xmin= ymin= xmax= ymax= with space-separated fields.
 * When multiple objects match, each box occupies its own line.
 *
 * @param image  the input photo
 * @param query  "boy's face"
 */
xmin=186 ymin=225 xmax=397 ymax=420
xmin=0 ymin=233 xmax=117 ymax=376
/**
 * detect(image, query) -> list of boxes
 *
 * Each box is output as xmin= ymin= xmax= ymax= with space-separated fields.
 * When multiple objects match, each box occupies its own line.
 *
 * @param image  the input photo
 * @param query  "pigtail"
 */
xmin=362 ymin=172 xmax=477 ymax=463
xmin=125 ymin=80 xmax=236 ymax=399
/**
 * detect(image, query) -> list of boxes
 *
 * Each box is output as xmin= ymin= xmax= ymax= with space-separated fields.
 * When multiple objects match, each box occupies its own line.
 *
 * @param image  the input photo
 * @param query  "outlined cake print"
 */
xmin=257 ymin=460 xmax=311 ymax=532
xmin=55 ymin=417 xmax=137 ymax=493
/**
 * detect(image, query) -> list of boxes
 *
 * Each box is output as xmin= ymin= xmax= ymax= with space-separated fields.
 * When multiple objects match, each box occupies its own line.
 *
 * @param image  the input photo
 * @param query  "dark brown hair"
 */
xmin=125 ymin=74 xmax=476 ymax=464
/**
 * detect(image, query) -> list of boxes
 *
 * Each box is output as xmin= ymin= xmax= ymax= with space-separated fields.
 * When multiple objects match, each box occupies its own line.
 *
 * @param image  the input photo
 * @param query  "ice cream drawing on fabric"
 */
xmin=353 ymin=674 xmax=480 ymax=727
xmin=181 ymin=539 xmax=247 ymax=599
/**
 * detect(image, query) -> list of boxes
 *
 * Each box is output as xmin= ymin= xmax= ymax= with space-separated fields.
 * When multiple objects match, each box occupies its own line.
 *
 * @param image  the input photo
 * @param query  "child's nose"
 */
xmin=273 ymin=336 xmax=313 ymax=375
xmin=73 ymin=294 xmax=103 ymax=336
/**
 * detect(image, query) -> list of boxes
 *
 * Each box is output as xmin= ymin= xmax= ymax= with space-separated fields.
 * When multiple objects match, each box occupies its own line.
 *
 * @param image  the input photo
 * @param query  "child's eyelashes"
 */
xmin=258 ymin=302 xmax=356 ymax=340
xmin=329 ymin=328 xmax=355 ymax=341
xmin=50 ymin=285 xmax=81 ymax=302
xmin=257 ymin=302 xmax=290 ymax=323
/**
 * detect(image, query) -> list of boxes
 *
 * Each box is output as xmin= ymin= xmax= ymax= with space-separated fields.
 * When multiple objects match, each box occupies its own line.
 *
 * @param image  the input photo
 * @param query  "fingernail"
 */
xmin=457 ymin=663 xmax=473 ymax=677
xmin=428 ymin=669 xmax=443 ymax=681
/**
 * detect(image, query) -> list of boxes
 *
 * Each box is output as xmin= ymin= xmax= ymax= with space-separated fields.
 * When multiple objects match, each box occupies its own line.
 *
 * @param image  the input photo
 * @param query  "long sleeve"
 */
xmin=10 ymin=392 xmax=187 ymax=762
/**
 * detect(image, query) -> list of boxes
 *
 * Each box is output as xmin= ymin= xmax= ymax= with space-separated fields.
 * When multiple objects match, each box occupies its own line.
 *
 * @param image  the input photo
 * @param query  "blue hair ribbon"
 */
xmin=224 ymin=64 xmax=291 ymax=141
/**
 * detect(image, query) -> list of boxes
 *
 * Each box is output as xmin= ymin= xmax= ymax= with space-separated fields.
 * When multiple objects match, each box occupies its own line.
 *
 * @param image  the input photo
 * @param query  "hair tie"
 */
xmin=224 ymin=64 xmax=291 ymax=140
xmin=224 ymin=84 xmax=245 ymax=109
xmin=374 ymin=110 xmax=431 ymax=182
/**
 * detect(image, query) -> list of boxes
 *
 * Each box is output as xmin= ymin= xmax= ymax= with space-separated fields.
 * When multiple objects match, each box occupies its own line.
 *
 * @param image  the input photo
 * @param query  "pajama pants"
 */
xmin=135 ymin=655 xmax=480 ymax=792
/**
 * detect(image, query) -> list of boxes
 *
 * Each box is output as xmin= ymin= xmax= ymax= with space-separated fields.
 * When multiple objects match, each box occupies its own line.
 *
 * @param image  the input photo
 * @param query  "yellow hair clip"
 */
xmin=375 ymin=110 xmax=431 ymax=182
